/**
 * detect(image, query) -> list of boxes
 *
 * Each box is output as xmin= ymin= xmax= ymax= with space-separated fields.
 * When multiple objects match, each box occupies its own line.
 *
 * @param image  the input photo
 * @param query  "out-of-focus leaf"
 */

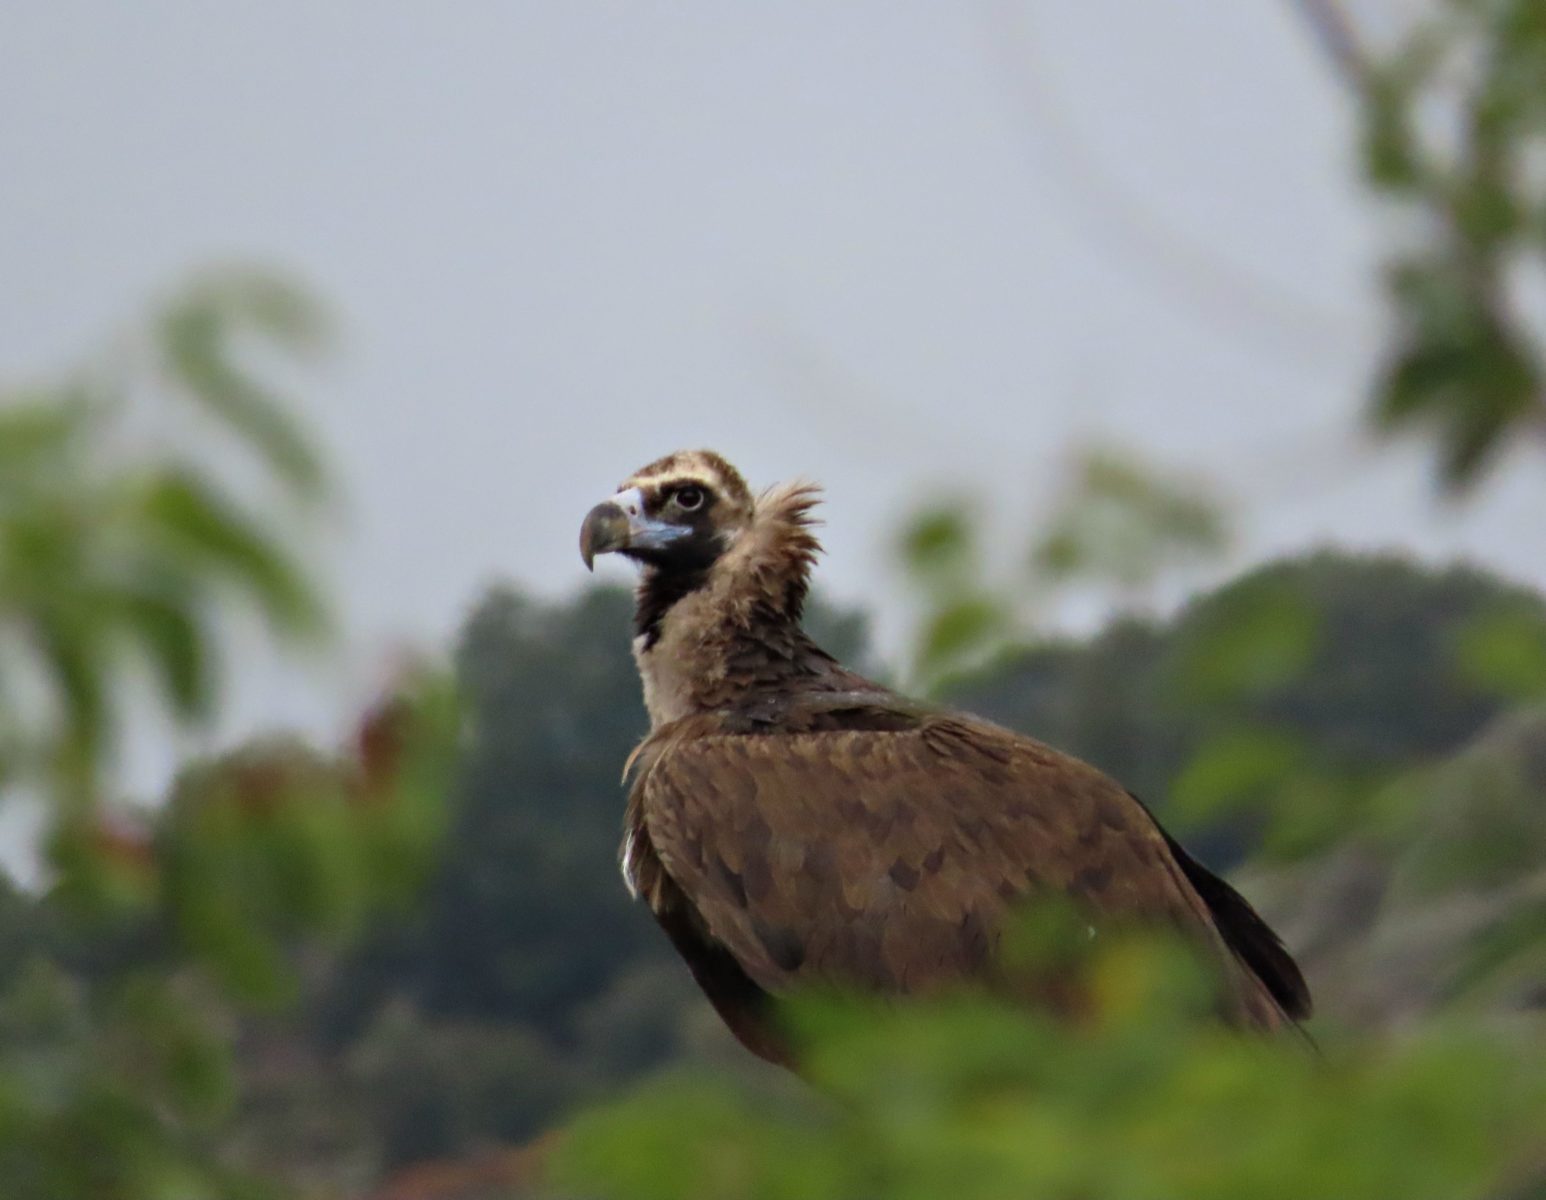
xmin=0 ymin=269 xmax=332 ymax=813
xmin=204 ymin=269 xmax=331 ymax=353
xmin=1374 ymin=264 xmax=1539 ymax=489
xmin=1029 ymin=447 xmax=1229 ymax=593
xmin=137 ymin=470 xmax=325 ymax=638
xmin=157 ymin=269 xmax=331 ymax=502
xmin=0 ymin=396 xmax=88 ymax=479
xmin=558 ymin=930 xmax=1546 ymax=1200
xmin=1361 ymin=1 xmax=1546 ymax=491
xmin=1170 ymin=577 xmax=1320 ymax=705
xmin=1260 ymin=769 xmax=1389 ymax=861
xmin=557 ymin=1073 xmax=860 ymax=1200
xmin=102 ymin=586 xmax=212 ymax=720
xmin=914 ymin=595 xmax=1010 ymax=690
xmin=1363 ymin=74 xmax=1422 ymax=190
xmin=897 ymin=503 xmax=976 ymax=585
xmin=1453 ymin=604 xmax=1546 ymax=699
xmin=350 ymin=673 xmax=461 ymax=906
xmin=1168 ymin=728 xmax=1306 ymax=827
xmin=1032 ymin=528 xmax=1083 ymax=576
xmin=0 ymin=269 xmax=360 ymax=1200
xmin=108 ymin=976 xmax=235 ymax=1124
xmin=32 ymin=614 xmax=107 ymax=763
xmin=1446 ymin=896 xmax=1546 ymax=1004
xmin=47 ymin=814 xmax=159 ymax=919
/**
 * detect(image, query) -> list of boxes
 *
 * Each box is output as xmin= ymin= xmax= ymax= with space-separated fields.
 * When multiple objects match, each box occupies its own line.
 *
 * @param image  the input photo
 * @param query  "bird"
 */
xmin=579 ymin=449 xmax=1310 ymax=1066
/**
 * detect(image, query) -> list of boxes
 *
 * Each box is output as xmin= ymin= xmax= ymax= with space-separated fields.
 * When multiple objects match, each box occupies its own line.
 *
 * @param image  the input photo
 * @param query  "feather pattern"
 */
xmin=630 ymin=475 xmax=866 ymax=728
xmin=742 ymin=480 xmax=824 ymax=622
xmin=593 ymin=451 xmax=1309 ymax=1066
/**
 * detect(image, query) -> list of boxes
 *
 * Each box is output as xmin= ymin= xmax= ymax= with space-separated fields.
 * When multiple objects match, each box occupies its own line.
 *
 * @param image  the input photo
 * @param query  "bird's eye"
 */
xmin=673 ymin=485 xmax=706 ymax=511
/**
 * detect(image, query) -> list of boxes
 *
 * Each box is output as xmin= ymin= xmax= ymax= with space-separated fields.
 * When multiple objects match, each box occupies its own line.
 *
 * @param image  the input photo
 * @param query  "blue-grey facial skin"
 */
xmin=579 ymin=486 xmax=695 ymax=570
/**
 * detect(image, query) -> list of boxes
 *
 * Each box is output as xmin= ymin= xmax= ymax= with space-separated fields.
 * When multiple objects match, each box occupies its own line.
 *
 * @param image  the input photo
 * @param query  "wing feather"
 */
xmin=630 ymin=712 xmax=1292 ymax=1029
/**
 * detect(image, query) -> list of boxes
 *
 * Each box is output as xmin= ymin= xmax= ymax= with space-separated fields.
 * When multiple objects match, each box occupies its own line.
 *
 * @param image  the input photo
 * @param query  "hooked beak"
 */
xmin=579 ymin=486 xmax=690 ymax=571
xmin=579 ymin=501 xmax=631 ymax=571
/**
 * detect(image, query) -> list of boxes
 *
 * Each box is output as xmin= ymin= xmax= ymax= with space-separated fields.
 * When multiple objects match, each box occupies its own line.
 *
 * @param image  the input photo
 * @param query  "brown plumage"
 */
xmin=580 ymin=450 xmax=1310 ymax=1066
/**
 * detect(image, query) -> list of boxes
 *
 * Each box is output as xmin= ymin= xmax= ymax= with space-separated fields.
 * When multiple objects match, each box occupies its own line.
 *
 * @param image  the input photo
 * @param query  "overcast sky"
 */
xmin=3 ymin=2 xmax=1542 ymax=813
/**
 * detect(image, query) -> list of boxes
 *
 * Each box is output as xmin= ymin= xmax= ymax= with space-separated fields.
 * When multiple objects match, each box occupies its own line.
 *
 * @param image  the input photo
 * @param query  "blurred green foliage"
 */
xmin=1030 ymin=447 xmax=1228 ymax=594
xmin=1362 ymin=0 xmax=1546 ymax=487
xmin=1455 ymin=602 xmax=1546 ymax=700
xmin=0 ymin=268 xmax=328 ymax=807
xmin=558 ymin=926 xmax=1546 ymax=1200
xmin=0 ymin=272 xmax=458 ymax=1199
xmin=897 ymin=446 xmax=1228 ymax=692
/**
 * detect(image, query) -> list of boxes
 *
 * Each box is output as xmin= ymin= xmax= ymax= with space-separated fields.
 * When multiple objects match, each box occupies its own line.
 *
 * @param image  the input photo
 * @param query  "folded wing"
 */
xmin=626 ymin=708 xmax=1299 ymax=1059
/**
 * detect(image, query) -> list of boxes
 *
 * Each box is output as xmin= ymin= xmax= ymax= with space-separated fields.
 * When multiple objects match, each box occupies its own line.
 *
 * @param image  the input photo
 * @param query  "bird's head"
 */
xmin=579 ymin=449 xmax=757 ymax=575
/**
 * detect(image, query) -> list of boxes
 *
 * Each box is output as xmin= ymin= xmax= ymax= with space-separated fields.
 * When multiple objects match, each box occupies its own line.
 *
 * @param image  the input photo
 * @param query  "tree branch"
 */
xmin=1285 ymin=0 xmax=1372 ymax=91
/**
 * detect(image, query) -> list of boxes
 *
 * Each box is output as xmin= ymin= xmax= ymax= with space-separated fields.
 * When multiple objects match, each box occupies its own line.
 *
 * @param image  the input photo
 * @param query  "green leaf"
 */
xmin=1168 ymin=728 xmax=1306 ymax=827
xmin=0 ymin=397 xmax=88 ymax=480
xmin=1029 ymin=447 xmax=1228 ymax=592
xmin=102 ymin=586 xmax=212 ymax=720
xmin=157 ymin=269 xmax=332 ymax=503
xmin=897 ymin=503 xmax=976 ymax=585
xmin=32 ymin=613 xmax=107 ymax=762
xmin=1362 ymin=74 xmax=1423 ymax=191
xmin=915 ymin=596 xmax=1010 ymax=687
xmin=109 ymin=977 xmax=235 ymax=1123
xmin=1453 ymin=605 xmax=1546 ymax=699
xmin=1260 ymin=769 xmax=1385 ymax=861
xmin=1172 ymin=578 xmax=1320 ymax=704
xmin=137 ymin=470 xmax=326 ymax=638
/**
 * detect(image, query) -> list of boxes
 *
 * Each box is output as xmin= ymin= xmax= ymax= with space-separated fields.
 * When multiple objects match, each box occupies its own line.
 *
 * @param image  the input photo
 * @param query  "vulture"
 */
xmin=579 ymin=449 xmax=1310 ymax=1065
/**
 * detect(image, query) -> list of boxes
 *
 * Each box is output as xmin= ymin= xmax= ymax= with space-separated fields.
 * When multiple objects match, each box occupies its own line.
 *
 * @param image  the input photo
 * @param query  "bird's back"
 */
xmin=624 ymin=696 xmax=1307 ymax=1062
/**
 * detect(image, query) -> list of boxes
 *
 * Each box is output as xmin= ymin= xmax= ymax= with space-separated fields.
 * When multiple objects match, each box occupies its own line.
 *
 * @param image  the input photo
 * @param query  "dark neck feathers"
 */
xmin=632 ymin=481 xmax=849 ymax=724
xmin=634 ymin=562 xmax=711 ymax=649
